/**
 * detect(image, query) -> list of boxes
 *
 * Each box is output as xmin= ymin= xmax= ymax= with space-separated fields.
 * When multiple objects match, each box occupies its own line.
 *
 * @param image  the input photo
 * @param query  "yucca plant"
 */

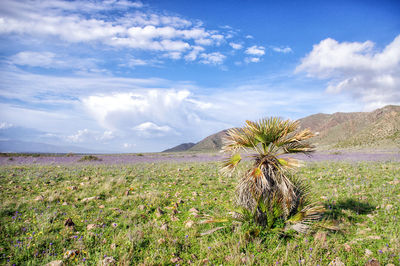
xmin=221 ymin=117 xmax=324 ymax=233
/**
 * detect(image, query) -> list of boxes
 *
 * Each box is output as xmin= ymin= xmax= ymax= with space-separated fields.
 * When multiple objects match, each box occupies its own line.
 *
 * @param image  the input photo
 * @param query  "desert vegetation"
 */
xmin=221 ymin=117 xmax=324 ymax=233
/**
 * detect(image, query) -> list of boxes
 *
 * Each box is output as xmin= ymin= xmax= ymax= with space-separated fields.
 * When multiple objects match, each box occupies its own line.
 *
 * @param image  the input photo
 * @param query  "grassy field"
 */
xmin=0 ymin=161 xmax=399 ymax=265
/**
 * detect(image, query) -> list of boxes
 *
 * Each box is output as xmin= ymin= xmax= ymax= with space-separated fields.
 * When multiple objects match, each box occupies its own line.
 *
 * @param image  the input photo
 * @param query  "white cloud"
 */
xmin=194 ymin=38 xmax=213 ymax=46
xmin=98 ymin=130 xmax=115 ymax=141
xmin=0 ymin=67 xmax=172 ymax=103
xmin=123 ymin=58 xmax=148 ymax=67
xmin=164 ymin=52 xmax=182 ymax=60
xmin=229 ymin=42 xmax=243 ymax=50
xmin=9 ymin=51 xmax=99 ymax=70
xmin=245 ymin=57 xmax=261 ymax=63
xmin=67 ymin=128 xmax=90 ymax=143
xmin=30 ymin=0 xmax=144 ymax=12
xmin=272 ymin=46 xmax=293 ymax=53
xmin=82 ymin=90 xmax=195 ymax=131
xmin=10 ymin=51 xmax=57 ymax=67
xmin=133 ymin=122 xmax=172 ymax=137
xmin=200 ymin=52 xmax=226 ymax=65
xmin=123 ymin=143 xmax=135 ymax=149
xmin=67 ymin=128 xmax=116 ymax=143
xmin=0 ymin=0 xmax=238 ymax=65
xmin=184 ymin=46 xmax=205 ymax=61
xmin=245 ymin=45 xmax=265 ymax=56
xmin=296 ymin=35 xmax=400 ymax=110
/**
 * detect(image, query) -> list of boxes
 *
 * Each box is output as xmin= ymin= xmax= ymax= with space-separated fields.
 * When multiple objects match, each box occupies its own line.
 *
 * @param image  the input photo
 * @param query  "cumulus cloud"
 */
xmin=184 ymin=46 xmax=205 ymax=61
xmin=296 ymin=35 xmax=400 ymax=109
xmin=229 ymin=42 xmax=243 ymax=50
xmin=0 ymin=0 xmax=237 ymax=65
xmin=133 ymin=122 xmax=173 ymax=137
xmin=245 ymin=45 xmax=265 ymax=56
xmin=272 ymin=46 xmax=293 ymax=53
xmin=200 ymin=52 xmax=226 ymax=65
xmin=82 ymin=89 xmax=208 ymax=133
xmin=244 ymin=45 xmax=265 ymax=63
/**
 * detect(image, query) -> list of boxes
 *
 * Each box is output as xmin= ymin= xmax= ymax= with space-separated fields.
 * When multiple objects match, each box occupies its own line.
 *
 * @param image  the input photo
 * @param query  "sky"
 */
xmin=0 ymin=0 xmax=399 ymax=152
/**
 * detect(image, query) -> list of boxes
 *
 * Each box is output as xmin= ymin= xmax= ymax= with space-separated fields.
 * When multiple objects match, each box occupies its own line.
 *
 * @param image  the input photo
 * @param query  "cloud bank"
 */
xmin=296 ymin=35 xmax=400 ymax=110
xmin=0 ymin=0 xmax=266 ymax=66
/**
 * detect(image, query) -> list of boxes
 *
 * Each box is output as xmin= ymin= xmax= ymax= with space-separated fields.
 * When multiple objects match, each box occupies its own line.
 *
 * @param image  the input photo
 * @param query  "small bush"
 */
xmin=78 ymin=155 xmax=102 ymax=162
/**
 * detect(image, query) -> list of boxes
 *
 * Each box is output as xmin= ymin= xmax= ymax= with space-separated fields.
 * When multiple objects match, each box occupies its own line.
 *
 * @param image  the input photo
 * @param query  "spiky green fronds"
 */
xmin=220 ymin=153 xmax=242 ymax=176
xmin=286 ymin=204 xmax=326 ymax=233
xmin=220 ymin=116 xmax=322 ymax=233
xmin=222 ymin=117 xmax=315 ymax=157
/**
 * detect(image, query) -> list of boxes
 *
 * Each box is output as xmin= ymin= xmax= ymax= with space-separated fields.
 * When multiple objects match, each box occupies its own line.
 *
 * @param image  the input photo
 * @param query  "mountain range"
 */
xmin=0 ymin=140 xmax=98 ymax=154
xmin=163 ymin=105 xmax=400 ymax=152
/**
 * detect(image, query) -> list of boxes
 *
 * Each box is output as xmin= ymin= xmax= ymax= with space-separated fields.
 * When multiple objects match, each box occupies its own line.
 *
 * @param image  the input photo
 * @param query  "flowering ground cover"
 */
xmin=0 ymin=150 xmax=399 ymax=166
xmin=0 ymin=160 xmax=399 ymax=265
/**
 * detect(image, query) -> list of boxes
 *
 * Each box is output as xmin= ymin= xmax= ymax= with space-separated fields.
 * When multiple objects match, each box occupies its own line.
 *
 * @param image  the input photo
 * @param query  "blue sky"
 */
xmin=0 ymin=0 xmax=399 ymax=152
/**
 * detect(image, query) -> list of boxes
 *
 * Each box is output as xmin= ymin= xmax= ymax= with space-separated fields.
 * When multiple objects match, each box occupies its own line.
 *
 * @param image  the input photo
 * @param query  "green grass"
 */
xmin=0 ymin=161 xmax=399 ymax=265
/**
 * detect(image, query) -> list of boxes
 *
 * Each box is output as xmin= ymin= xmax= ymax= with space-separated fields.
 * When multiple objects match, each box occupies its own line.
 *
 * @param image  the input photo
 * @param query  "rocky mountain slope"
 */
xmin=299 ymin=105 xmax=400 ymax=149
xmin=162 ymin=142 xmax=196 ymax=152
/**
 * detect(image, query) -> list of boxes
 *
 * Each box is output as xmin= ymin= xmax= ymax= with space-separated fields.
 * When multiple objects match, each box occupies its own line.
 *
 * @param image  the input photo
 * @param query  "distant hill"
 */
xmin=189 ymin=130 xmax=230 ymax=152
xmin=162 ymin=142 xmax=195 ymax=152
xmin=298 ymin=105 xmax=400 ymax=149
xmin=0 ymin=140 xmax=98 ymax=153
xmin=163 ymin=105 xmax=400 ymax=152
